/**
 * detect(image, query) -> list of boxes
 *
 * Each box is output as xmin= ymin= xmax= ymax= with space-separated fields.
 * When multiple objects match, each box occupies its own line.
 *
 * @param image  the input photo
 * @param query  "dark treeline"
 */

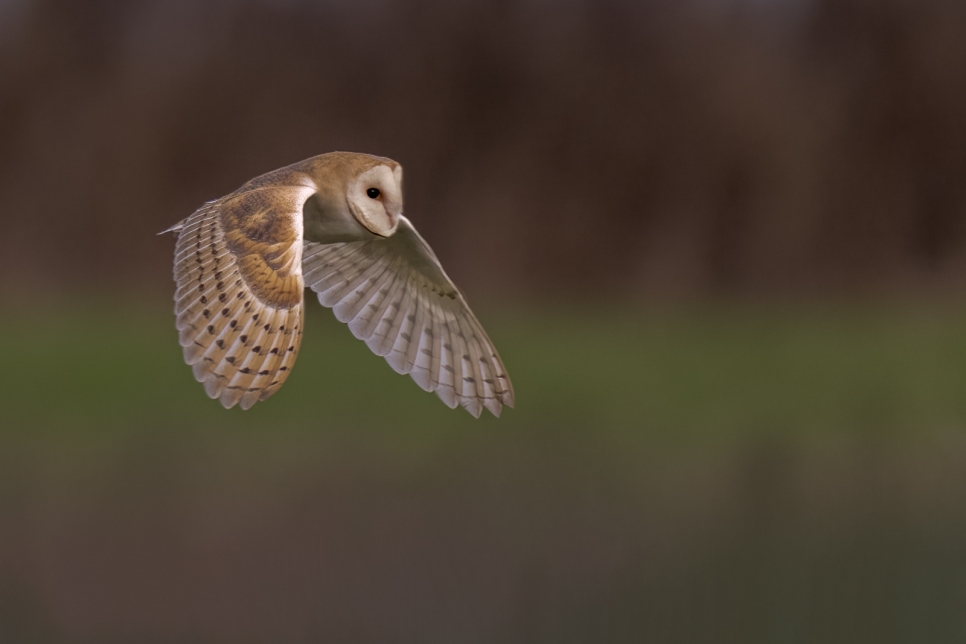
xmin=1 ymin=0 xmax=965 ymax=300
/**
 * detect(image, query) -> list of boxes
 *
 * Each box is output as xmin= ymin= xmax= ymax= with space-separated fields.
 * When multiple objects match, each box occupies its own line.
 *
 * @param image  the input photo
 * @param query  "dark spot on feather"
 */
xmin=253 ymin=314 xmax=259 ymax=321
xmin=221 ymin=308 xmax=229 ymax=316
xmin=230 ymin=320 xmax=237 ymax=328
xmin=270 ymin=348 xmax=279 ymax=354
xmin=464 ymin=377 xmax=476 ymax=383
xmin=463 ymin=354 xmax=470 ymax=360
xmin=215 ymin=271 xmax=222 ymax=280
xmin=279 ymin=366 xmax=288 ymax=371
xmin=203 ymin=309 xmax=210 ymax=318
xmin=240 ymin=368 xmax=251 ymax=374
xmin=279 ymin=326 xmax=285 ymax=331
xmin=226 ymin=356 xmax=236 ymax=364
xmin=217 ymin=282 xmax=224 ymax=290
xmin=443 ymin=365 xmax=454 ymax=373
xmin=407 ymin=314 xmax=416 ymax=323
xmin=199 ymin=284 xmax=205 ymax=291
xmin=216 ymin=339 xmax=224 ymax=349
xmin=200 ymin=296 xmax=208 ymax=304
xmin=240 ymin=335 xmax=248 ymax=343
xmin=444 ymin=343 xmax=452 ymax=351
xmin=421 ymin=349 xmax=432 ymax=356
xmin=259 ymin=370 xmax=270 ymax=376
xmin=264 ymin=324 xmax=270 ymax=331
xmin=401 ymin=333 xmax=411 ymax=342
xmin=424 ymin=329 xmax=434 ymax=338
xmin=207 ymin=325 xmax=215 ymax=334
xmin=253 ymin=346 xmax=261 ymax=352
xmin=237 ymin=292 xmax=244 ymax=298
xmin=288 ymin=346 xmax=295 ymax=352
xmin=219 ymin=293 xmax=227 ymax=302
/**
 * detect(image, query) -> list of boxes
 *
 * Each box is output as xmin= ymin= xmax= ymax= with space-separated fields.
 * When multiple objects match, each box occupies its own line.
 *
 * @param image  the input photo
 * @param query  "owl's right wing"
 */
xmin=302 ymin=216 xmax=514 ymax=417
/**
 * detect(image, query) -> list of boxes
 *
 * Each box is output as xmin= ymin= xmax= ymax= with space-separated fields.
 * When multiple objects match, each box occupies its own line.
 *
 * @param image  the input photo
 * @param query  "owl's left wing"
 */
xmin=302 ymin=216 xmax=514 ymax=417
xmin=169 ymin=182 xmax=314 ymax=410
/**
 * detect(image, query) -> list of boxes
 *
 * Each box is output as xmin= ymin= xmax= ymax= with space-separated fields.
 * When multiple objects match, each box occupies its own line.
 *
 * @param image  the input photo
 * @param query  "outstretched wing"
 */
xmin=170 ymin=183 xmax=313 ymax=409
xmin=302 ymin=216 xmax=514 ymax=417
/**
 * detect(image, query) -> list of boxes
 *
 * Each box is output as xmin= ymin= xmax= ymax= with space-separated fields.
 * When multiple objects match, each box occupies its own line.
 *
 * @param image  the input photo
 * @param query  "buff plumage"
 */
xmin=165 ymin=152 xmax=514 ymax=417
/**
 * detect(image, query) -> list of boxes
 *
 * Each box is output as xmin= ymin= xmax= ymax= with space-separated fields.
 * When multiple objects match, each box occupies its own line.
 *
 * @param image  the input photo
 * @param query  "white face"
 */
xmin=346 ymin=164 xmax=403 ymax=236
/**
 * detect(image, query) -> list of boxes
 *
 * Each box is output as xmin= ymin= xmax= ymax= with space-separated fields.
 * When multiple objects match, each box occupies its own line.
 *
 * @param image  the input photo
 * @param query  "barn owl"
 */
xmin=163 ymin=152 xmax=514 ymax=417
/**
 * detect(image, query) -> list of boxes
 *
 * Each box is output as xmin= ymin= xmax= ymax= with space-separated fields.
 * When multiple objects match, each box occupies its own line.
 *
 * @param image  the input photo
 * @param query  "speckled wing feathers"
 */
xmin=171 ymin=185 xmax=309 ymax=410
xmin=169 ymin=155 xmax=513 ymax=417
xmin=302 ymin=216 xmax=514 ymax=417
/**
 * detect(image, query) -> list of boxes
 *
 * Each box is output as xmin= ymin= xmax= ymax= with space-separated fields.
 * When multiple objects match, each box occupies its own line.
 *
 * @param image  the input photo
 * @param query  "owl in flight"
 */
xmin=163 ymin=152 xmax=513 ymax=417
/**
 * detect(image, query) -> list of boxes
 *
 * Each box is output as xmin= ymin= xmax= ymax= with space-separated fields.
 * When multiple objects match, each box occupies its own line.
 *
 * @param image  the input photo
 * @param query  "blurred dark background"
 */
xmin=4 ymin=0 xmax=966 ymax=299
xmin=3 ymin=0 xmax=966 ymax=641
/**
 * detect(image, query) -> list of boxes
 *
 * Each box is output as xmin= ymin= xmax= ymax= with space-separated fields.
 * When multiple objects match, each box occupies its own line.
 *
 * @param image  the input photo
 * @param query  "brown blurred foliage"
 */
xmin=1 ymin=0 xmax=966 ymax=301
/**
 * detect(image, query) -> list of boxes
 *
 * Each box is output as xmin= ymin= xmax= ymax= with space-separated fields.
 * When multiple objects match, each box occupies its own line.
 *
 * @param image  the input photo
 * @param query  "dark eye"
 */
xmin=366 ymin=188 xmax=380 ymax=199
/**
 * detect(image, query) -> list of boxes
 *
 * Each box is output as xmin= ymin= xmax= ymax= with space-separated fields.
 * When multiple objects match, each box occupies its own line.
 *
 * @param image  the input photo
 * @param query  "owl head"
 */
xmin=343 ymin=157 xmax=404 ymax=237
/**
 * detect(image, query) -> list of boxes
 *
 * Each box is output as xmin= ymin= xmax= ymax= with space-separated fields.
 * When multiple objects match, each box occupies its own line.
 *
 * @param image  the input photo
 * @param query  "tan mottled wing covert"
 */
xmin=171 ymin=184 xmax=311 ymax=409
xmin=302 ymin=215 xmax=514 ymax=418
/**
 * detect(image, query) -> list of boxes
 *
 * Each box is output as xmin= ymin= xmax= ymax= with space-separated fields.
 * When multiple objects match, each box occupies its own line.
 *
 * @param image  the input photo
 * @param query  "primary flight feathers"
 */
xmin=165 ymin=152 xmax=514 ymax=417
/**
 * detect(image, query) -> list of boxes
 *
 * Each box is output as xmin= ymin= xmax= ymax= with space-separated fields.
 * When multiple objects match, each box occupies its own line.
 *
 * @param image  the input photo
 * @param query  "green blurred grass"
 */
xmin=4 ymin=300 xmax=966 ymax=642
xmin=3 ymin=300 xmax=966 ymax=440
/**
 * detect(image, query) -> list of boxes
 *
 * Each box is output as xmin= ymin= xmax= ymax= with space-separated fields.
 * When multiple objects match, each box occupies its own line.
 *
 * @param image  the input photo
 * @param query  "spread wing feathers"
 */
xmin=170 ymin=187 xmax=309 ymax=409
xmin=302 ymin=216 xmax=514 ymax=417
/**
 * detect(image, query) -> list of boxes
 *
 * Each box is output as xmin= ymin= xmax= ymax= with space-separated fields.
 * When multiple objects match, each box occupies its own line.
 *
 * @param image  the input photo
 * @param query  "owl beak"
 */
xmin=375 ymin=216 xmax=401 ymax=237
xmin=376 ymin=206 xmax=401 ymax=237
xmin=381 ymin=212 xmax=400 ymax=237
